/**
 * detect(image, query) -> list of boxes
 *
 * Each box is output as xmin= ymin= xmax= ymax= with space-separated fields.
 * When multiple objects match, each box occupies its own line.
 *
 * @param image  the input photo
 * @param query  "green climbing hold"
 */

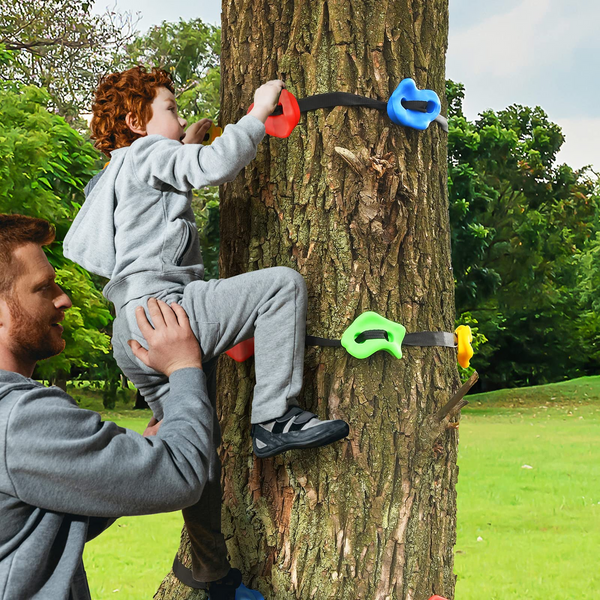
xmin=340 ymin=311 xmax=407 ymax=359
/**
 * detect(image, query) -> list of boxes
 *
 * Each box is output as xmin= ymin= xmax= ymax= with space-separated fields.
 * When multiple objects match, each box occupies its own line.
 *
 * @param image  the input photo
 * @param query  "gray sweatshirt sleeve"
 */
xmin=3 ymin=368 xmax=212 ymax=518
xmin=132 ymin=114 xmax=266 ymax=192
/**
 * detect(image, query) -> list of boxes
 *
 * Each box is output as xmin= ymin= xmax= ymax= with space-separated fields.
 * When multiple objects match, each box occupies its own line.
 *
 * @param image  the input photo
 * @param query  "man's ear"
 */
xmin=0 ymin=298 xmax=8 ymax=329
xmin=125 ymin=112 xmax=146 ymax=136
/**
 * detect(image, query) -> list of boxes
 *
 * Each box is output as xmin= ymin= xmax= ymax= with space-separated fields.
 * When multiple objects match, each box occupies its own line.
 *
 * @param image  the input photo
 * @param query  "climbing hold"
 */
xmin=387 ymin=78 xmax=441 ymax=130
xmin=235 ymin=583 xmax=264 ymax=600
xmin=223 ymin=315 xmax=457 ymax=363
xmin=225 ymin=338 xmax=255 ymax=362
xmin=455 ymin=325 xmax=474 ymax=369
xmin=201 ymin=123 xmax=222 ymax=146
xmin=208 ymin=583 xmax=263 ymax=600
xmin=340 ymin=311 xmax=406 ymax=360
xmin=429 ymin=596 xmax=449 ymax=600
xmin=248 ymin=89 xmax=301 ymax=138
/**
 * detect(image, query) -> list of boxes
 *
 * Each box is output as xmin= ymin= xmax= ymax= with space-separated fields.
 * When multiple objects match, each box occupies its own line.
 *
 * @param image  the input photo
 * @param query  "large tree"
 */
xmin=0 ymin=46 xmax=112 ymax=387
xmin=0 ymin=0 xmax=137 ymax=120
xmin=155 ymin=1 xmax=461 ymax=599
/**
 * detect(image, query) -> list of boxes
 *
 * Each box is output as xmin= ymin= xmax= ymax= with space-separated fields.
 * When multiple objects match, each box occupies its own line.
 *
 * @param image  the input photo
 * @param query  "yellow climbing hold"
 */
xmin=202 ymin=123 xmax=223 ymax=146
xmin=455 ymin=325 xmax=474 ymax=369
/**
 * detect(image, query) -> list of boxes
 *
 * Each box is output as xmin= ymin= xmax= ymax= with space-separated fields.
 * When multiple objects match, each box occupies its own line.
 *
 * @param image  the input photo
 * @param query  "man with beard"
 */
xmin=0 ymin=213 xmax=218 ymax=600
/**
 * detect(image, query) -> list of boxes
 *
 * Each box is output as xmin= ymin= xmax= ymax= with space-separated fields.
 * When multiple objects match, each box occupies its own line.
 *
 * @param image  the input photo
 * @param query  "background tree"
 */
xmin=0 ymin=45 xmax=113 ymax=390
xmin=156 ymin=1 xmax=460 ymax=598
xmin=125 ymin=18 xmax=221 ymax=121
xmin=0 ymin=0 xmax=137 ymax=121
xmin=447 ymin=81 xmax=600 ymax=389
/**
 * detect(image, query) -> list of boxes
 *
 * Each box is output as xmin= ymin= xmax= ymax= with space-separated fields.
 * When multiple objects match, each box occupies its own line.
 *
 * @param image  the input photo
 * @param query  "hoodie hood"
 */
xmin=63 ymin=148 xmax=128 ymax=279
xmin=0 ymin=369 xmax=44 ymax=402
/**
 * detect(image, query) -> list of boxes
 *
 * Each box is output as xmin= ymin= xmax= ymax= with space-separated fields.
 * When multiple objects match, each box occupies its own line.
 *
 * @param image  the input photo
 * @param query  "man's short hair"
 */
xmin=90 ymin=65 xmax=175 ymax=158
xmin=0 ymin=214 xmax=55 ymax=296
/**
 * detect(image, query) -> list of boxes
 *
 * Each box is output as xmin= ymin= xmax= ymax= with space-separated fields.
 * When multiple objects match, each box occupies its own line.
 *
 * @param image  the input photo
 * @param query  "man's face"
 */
xmin=0 ymin=243 xmax=72 ymax=368
xmin=143 ymin=87 xmax=188 ymax=143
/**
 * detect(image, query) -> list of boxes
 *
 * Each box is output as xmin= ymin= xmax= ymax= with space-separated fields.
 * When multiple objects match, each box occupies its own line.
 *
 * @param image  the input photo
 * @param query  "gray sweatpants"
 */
xmin=112 ymin=266 xmax=307 ymax=423
xmin=110 ymin=266 xmax=308 ymax=581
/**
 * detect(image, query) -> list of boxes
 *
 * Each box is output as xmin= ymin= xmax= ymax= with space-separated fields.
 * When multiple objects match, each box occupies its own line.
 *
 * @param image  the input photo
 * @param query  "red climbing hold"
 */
xmin=225 ymin=338 xmax=255 ymax=362
xmin=248 ymin=89 xmax=300 ymax=138
xmin=429 ymin=596 xmax=449 ymax=600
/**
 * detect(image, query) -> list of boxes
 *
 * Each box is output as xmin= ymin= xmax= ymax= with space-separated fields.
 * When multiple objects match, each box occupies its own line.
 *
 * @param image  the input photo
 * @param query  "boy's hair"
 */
xmin=90 ymin=66 xmax=175 ymax=157
xmin=0 ymin=214 xmax=55 ymax=297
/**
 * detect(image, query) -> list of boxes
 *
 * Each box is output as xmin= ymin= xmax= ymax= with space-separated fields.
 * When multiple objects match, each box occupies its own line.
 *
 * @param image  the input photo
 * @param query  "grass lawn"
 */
xmin=76 ymin=377 xmax=600 ymax=599
xmin=455 ymin=377 xmax=600 ymax=600
xmin=74 ymin=388 xmax=184 ymax=600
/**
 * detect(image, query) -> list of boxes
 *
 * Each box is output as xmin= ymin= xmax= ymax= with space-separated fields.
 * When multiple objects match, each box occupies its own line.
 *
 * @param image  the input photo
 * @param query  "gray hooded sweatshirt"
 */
xmin=63 ymin=115 xmax=266 ymax=309
xmin=0 ymin=367 xmax=213 ymax=600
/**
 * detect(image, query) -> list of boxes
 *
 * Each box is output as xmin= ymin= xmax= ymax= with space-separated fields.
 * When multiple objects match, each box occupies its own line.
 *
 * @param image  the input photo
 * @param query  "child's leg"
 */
xmin=182 ymin=266 xmax=307 ymax=422
xmin=111 ymin=309 xmax=231 ymax=584
xmin=182 ymin=267 xmax=349 ymax=457
xmin=181 ymin=357 xmax=231 ymax=583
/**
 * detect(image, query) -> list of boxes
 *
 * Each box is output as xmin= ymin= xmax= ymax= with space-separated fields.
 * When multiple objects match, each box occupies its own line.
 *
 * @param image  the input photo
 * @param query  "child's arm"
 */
xmin=132 ymin=80 xmax=285 ymax=192
xmin=181 ymin=81 xmax=283 ymax=145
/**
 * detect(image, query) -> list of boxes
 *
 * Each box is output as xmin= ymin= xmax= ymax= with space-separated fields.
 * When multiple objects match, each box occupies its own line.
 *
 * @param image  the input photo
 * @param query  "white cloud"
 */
xmin=449 ymin=0 xmax=600 ymax=79
xmin=449 ymin=0 xmax=552 ymax=77
xmin=555 ymin=117 xmax=600 ymax=173
xmin=91 ymin=0 xmax=221 ymax=32
xmin=447 ymin=0 xmax=600 ymax=173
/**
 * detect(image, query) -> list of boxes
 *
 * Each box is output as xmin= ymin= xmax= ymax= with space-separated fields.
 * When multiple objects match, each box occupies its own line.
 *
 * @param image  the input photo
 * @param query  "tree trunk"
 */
xmin=156 ymin=1 xmax=457 ymax=599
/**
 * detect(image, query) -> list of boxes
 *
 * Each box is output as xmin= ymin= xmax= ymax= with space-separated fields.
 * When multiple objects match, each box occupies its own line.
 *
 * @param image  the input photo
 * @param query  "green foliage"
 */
xmin=0 ymin=80 xmax=114 ymax=379
xmin=0 ymin=0 xmax=137 ymax=119
xmin=456 ymin=312 xmax=488 ymax=382
xmin=456 ymin=401 xmax=600 ymax=600
xmin=0 ymin=44 xmax=14 ymax=67
xmin=123 ymin=18 xmax=221 ymax=122
xmin=192 ymin=188 xmax=220 ymax=279
xmin=447 ymin=80 xmax=600 ymax=388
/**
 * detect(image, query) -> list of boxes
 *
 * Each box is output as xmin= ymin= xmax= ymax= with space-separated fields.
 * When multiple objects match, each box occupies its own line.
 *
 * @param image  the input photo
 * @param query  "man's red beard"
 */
xmin=6 ymin=295 xmax=65 ymax=363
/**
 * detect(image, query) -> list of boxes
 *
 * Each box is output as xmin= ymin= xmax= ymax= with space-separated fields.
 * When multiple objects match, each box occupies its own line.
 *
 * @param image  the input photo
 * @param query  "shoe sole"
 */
xmin=253 ymin=421 xmax=350 ymax=458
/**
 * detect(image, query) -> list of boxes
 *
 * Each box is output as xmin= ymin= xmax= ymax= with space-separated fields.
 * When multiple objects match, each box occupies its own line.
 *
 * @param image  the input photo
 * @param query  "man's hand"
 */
xmin=248 ymin=80 xmax=285 ymax=123
xmin=143 ymin=417 xmax=162 ymax=437
xmin=182 ymin=118 xmax=213 ymax=145
xmin=128 ymin=298 xmax=203 ymax=377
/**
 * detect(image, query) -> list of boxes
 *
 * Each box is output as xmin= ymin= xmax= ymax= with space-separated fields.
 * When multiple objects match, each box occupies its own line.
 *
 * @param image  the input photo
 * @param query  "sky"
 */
xmin=92 ymin=0 xmax=599 ymax=172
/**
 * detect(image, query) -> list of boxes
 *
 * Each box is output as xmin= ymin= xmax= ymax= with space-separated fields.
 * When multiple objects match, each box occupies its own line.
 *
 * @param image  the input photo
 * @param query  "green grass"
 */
xmin=78 ymin=401 xmax=184 ymax=600
xmin=466 ymin=374 xmax=600 ymax=408
xmin=76 ymin=377 xmax=600 ymax=599
xmin=455 ymin=376 xmax=600 ymax=600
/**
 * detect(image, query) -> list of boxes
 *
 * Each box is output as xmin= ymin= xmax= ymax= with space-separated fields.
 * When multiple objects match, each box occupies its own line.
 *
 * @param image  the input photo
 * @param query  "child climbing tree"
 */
xmin=155 ymin=0 xmax=461 ymax=598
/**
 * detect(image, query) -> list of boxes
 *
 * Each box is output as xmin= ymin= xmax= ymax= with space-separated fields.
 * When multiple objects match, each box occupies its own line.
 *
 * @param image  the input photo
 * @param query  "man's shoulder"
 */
xmin=0 ymin=370 xmax=44 ymax=400
xmin=0 ymin=371 xmax=76 ymax=415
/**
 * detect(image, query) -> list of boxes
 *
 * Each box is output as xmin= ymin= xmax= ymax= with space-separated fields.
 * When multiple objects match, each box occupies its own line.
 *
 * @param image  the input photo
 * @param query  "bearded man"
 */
xmin=0 ymin=213 xmax=215 ymax=600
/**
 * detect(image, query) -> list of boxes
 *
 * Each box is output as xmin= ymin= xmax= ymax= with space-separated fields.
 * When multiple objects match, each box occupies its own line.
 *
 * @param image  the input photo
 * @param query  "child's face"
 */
xmin=141 ymin=87 xmax=188 ymax=142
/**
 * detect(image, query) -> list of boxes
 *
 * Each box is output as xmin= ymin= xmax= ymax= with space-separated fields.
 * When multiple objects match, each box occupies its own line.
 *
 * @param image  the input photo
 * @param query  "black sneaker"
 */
xmin=251 ymin=406 xmax=349 ymax=458
xmin=208 ymin=568 xmax=243 ymax=600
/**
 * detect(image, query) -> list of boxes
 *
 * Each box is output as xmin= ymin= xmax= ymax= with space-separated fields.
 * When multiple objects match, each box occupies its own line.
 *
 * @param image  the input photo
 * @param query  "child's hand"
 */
xmin=181 ymin=118 xmax=213 ymax=145
xmin=248 ymin=80 xmax=285 ymax=123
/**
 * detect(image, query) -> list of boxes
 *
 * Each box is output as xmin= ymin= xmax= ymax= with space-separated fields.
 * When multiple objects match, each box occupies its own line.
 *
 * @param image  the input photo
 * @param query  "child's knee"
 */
xmin=274 ymin=266 xmax=307 ymax=296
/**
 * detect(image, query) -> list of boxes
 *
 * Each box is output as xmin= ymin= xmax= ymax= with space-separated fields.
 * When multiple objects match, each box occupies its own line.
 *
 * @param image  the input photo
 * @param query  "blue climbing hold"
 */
xmin=235 ymin=583 xmax=264 ymax=599
xmin=387 ymin=78 xmax=441 ymax=130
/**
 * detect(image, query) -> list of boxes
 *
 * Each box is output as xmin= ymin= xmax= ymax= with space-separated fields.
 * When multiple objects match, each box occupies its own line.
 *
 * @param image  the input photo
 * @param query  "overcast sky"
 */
xmin=93 ymin=0 xmax=598 ymax=172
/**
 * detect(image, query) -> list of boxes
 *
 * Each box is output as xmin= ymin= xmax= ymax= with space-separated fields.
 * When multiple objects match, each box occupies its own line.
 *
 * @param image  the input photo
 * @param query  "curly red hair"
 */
xmin=90 ymin=66 xmax=175 ymax=157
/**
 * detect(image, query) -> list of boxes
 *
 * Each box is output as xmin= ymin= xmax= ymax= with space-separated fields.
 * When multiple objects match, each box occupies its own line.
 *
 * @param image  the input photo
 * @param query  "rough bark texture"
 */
xmin=156 ymin=1 xmax=458 ymax=598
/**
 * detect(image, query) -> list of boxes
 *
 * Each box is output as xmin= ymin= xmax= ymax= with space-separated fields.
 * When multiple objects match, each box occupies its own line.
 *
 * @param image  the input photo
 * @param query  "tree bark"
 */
xmin=156 ymin=1 xmax=457 ymax=598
